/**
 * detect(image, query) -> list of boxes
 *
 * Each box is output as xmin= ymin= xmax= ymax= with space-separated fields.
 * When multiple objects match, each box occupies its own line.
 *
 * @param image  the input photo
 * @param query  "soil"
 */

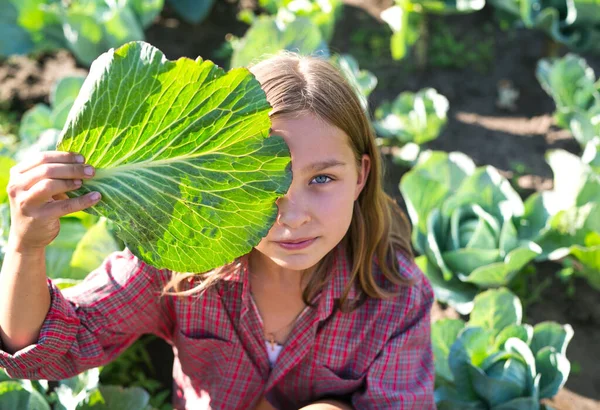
xmin=1 ymin=0 xmax=598 ymax=408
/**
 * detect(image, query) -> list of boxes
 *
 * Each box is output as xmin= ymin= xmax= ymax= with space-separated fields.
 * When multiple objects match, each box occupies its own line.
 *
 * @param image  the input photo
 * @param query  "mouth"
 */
xmin=275 ymin=237 xmax=317 ymax=250
xmin=277 ymin=237 xmax=314 ymax=244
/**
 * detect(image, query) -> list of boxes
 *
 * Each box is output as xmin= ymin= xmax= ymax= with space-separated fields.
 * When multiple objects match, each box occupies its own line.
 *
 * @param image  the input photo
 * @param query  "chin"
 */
xmin=268 ymin=254 xmax=321 ymax=272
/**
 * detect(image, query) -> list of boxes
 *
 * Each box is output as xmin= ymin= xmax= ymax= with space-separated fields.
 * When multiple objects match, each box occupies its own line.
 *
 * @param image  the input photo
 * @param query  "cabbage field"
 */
xmin=0 ymin=0 xmax=599 ymax=409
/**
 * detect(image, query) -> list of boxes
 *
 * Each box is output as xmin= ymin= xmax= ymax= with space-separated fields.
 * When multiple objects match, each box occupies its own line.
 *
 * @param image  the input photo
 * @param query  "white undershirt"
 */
xmin=249 ymin=294 xmax=292 ymax=367
xmin=266 ymin=342 xmax=283 ymax=367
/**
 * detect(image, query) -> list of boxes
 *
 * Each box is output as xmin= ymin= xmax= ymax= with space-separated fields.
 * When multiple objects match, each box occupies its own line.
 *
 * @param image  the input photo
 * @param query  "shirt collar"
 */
xmin=222 ymin=243 xmax=359 ymax=318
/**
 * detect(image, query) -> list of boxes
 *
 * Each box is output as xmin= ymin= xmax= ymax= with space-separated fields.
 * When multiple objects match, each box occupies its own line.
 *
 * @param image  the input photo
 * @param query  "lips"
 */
xmin=275 ymin=237 xmax=317 ymax=250
xmin=277 ymin=237 xmax=314 ymax=244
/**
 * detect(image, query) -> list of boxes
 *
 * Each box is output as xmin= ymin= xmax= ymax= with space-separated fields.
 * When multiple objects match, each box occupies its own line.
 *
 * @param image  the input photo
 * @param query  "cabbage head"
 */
xmin=400 ymin=151 xmax=544 ymax=314
xmin=433 ymin=289 xmax=573 ymax=409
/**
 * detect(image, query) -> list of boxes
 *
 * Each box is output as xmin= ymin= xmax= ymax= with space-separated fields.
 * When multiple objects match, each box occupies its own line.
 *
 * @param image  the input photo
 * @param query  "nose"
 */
xmin=275 ymin=191 xmax=310 ymax=229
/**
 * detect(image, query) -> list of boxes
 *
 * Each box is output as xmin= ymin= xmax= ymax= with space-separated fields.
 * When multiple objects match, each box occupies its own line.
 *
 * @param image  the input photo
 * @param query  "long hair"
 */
xmin=162 ymin=52 xmax=416 ymax=310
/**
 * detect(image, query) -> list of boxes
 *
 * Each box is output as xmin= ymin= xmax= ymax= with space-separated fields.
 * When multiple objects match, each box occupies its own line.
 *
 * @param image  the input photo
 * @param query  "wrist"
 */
xmin=6 ymin=237 xmax=46 ymax=258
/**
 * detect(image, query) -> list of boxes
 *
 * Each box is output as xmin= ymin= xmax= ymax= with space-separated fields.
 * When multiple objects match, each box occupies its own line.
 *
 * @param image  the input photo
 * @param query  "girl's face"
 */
xmin=253 ymin=112 xmax=370 ymax=273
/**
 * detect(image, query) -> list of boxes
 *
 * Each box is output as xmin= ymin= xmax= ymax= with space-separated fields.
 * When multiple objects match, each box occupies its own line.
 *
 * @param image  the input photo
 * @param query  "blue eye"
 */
xmin=310 ymin=175 xmax=333 ymax=185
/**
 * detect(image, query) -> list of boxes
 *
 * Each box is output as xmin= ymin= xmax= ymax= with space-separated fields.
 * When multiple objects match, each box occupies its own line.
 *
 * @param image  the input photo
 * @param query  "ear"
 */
xmin=354 ymin=154 xmax=371 ymax=200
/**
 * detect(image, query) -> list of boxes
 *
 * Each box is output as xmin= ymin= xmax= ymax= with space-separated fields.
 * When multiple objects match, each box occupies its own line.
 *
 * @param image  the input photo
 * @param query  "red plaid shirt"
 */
xmin=0 ymin=245 xmax=435 ymax=409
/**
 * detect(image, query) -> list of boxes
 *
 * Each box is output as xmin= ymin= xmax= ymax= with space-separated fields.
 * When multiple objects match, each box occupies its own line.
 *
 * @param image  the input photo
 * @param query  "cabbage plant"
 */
xmin=489 ymin=0 xmax=600 ymax=54
xmin=57 ymin=41 xmax=292 ymax=273
xmin=537 ymin=54 xmax=600 ymax=150
xmin=0 ymin=368 xmax=156 ymax=410
xmin=400 ymin=151 xmax=543 ymax=314
xmin=230 ymin=15 xmax=329 ymax=68
xmin=434 ymin=288 xmax=573 ymax=409
xmin=535 ymin=148 xmax=600 ymax=290
xmin=374 ymin=88 xmax=448 ymax=165
xmin=17 ymin=76 xmax=86 ymax=161
xmin=330 ymin=54 xmax=377 ymax=112
xmin=253 ymin=0 xmax=342 ymax=43
xmin=381 ymin=0 xmax=484 ymax=63
xmin=0 ymin=0 xmax=162 ymax=65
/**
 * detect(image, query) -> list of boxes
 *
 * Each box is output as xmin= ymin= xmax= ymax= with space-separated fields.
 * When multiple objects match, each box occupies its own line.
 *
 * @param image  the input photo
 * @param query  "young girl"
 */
xmin=0 ymin=52 xmax=435 ymax=409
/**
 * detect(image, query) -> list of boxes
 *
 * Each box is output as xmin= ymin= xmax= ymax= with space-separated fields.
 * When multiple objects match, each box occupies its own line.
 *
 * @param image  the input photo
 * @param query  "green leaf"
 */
xmin=432 ymin=319 xmax=465 ymax=383
xmin=545 ymin=149 xmax=598 ymax=213
xmin=415 ymin=255 xmax=477 ymax=315
xmin=0 ymin=381 xmax=50 ymax=410
xmin=426 ymin=208 xmax=454 ymax=280
xmin=461 ymin=246 xmax=539 ymax=287
xmin=53 ymin=278 xmax=82 ymax=290
xmin=517 ymin=192 xmax=551 ymax=242
xmin=503 ymin=338 xmax=537 ymax=390
xmin=373 ymin=88 xmax=449 ymax=144
xmin=0 ymin=156 xmax=16 ymax=204
xmin=443 ymin=248 xmax=501 ymax=278
xmin=538 ymin=202 xmax=600 ymax=270
xmin=469 ymin=288 xmax=521 ymax=336
xmin=0 ymin=0 xmax=35 ymax=56
xmin=55 ymin=368 xmax=100 ymax=408
xmin=46 ymin=219 xmax=89 ymax=279
xmin=535 ymin=346 xmax=570 ymax=399
xmin=380 ymin=5 xmax=408 ymax=60
xmin=491 ymin=395 xmax=540 ymax=410
xmin=494 ymin=324 xmax=533 ymax=350
xmin=415 ymin=0 xmax=485 ymax=14
xmin=57 ymin=41 xmax=292 ymax=273
xmin=129 ymin=0 xmax=164 ymax=27
xmin=435 ymin=385 xmax=487 ymax=409
xmin=166 ymin=0 xmax=215 ymax=24
xmin=499 ymin=218 xmax=519 ymax=255
xmin=537 ymin=54 xmax=597 ymax=111
xmin=230 ymin=16 xmax=328 ymax=68
xmin=69 ymin=218 xmax=121 ymax=277
xmin=330 ymin=54 xmax=377 ymax=112
xmin=448 ymin=327 xmax=494 ymax=398
xmin=50 ymin=76 xmax=86 ymax=128
xmin=530 ymin=322 xmax=574 ymax=357
xmin=19 ymin=105 xmax=53 ymax=145
xmin=76 ymin=385 xmax=150 ymax=410
xmin=400 ymin=150 xmax=475 ymax=237
xmin=469 ymin=358 xmax=527 ymax=407
xmin=583 ymin=141 xmax=600 ymax=173
xmin=446 ymin=166 xmax=524 ymax=220
xmin=570 ymin=242 xmax=600 ymax=290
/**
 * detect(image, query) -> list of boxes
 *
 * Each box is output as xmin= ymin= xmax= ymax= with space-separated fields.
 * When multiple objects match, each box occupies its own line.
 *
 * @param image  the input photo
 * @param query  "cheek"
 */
xmin=313 ymin=186 xmax=355 ymax=227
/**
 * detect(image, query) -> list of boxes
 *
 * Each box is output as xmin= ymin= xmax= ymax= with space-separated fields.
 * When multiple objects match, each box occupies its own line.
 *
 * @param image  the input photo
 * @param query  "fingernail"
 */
xmin=74 ymin=179 xmax=82 ymax=187
xmin=76 ymin=155 xmax=85 ymax=163
xmin=84 ymin=166 xmax=94 ymax=176
xmin=89 ymin=192 xmax=101 ymax=201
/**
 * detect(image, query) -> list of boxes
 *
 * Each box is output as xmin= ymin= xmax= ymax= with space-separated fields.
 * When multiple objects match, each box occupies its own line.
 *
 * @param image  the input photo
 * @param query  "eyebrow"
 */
xmin=301 ymin=159 xmax=346 ymax=173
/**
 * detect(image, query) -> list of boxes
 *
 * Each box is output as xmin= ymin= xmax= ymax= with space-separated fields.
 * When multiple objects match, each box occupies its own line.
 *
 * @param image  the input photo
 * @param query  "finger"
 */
xmin=52 ymin=193 xmax=69 ymax=201
xmin=11 ymin=151 xmax=85 ymax=174
xmin=25 ymin=178 xmax=83 ymax=207
xmin=43 ymin=192 xmax=102 ymax=219
xmin=20 ymin=162 xmax=94 ymax=191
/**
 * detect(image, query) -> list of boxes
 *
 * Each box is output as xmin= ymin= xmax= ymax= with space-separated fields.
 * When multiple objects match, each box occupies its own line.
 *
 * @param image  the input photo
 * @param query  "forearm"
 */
xmin=0 ymin=243 xmax=50 ymax=354
xmin=298 ymin=399 xmax=354 ymax=410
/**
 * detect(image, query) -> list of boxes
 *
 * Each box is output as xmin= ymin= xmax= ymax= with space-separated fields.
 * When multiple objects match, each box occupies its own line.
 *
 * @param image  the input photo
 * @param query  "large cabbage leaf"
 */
xmin=57 ymin=41 xmax=292 ymax=273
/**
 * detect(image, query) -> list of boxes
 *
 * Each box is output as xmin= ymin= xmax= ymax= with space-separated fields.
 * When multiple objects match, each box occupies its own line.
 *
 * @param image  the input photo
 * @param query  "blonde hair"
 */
xmin=163 ymin=52 xmax=416 ymax=311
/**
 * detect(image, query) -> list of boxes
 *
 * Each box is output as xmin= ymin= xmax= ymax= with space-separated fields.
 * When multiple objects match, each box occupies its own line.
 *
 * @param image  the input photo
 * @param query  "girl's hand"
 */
xmin=253 ymin=396 xmax=278 ymax=410
xmin=6 ymin=151 xmax=101 ymax=252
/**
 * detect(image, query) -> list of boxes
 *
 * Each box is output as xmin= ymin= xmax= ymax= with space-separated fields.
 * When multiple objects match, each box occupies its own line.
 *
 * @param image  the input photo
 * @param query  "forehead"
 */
xmin=269 ymin=113 xmax=354 ymax=170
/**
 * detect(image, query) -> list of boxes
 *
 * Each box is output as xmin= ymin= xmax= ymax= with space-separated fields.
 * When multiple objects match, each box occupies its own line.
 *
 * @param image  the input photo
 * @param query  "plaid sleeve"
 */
xmin=0 ymin=248 xmax=174 ymax=380
xmin=351 ymin=258 xmax=436 ymax=410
